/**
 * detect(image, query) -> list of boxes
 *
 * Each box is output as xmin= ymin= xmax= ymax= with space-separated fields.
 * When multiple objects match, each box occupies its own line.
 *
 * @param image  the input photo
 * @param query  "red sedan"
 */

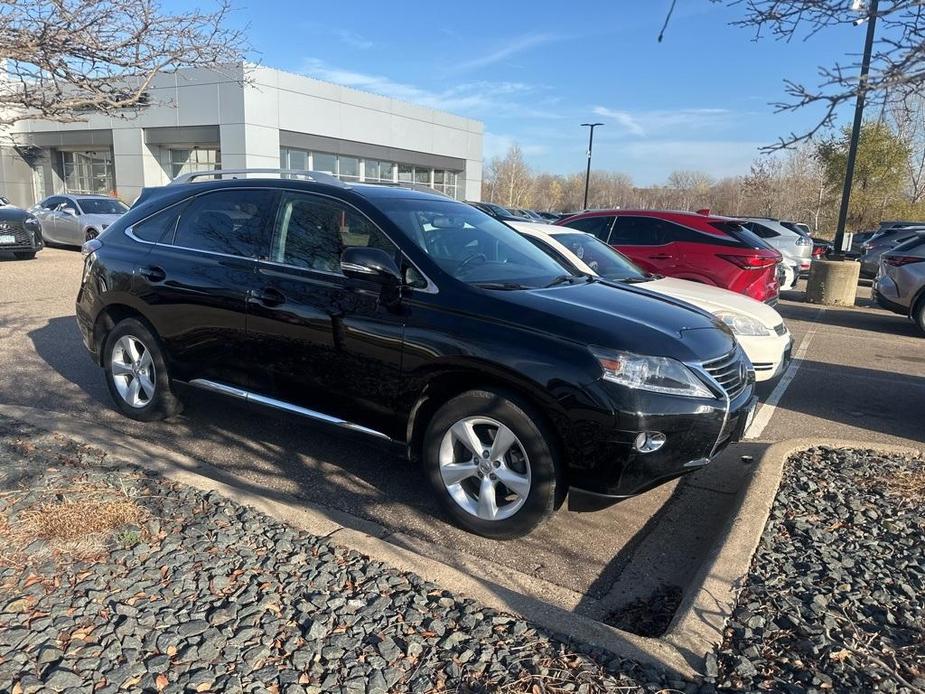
xmin=556 ymin=209 xmax=782 ymax=303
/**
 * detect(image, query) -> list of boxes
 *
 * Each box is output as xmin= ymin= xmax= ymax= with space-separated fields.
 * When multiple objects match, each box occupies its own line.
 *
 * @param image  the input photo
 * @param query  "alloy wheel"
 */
xmin=110 ymin=335 xmax=156 ymax=408
xmin=438 ymin=416 xmax=531 ymax=521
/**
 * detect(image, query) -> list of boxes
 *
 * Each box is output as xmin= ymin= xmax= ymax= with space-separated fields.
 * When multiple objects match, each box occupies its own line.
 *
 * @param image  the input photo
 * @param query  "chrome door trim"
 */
xmin=188 ymin=378 xmax=393 ymax=442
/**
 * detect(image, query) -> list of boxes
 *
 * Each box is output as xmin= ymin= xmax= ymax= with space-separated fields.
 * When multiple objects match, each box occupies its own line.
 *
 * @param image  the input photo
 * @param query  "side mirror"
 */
xmin=341 ymin=247 xmax=402 ymax=285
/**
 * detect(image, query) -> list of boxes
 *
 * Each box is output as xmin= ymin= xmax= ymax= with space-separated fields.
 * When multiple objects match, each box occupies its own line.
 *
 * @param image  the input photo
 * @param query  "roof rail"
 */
xmin=169 ymin=168 xmax=345 ymax=186
xmin=359 ymin=180 xmax=453 ymax=199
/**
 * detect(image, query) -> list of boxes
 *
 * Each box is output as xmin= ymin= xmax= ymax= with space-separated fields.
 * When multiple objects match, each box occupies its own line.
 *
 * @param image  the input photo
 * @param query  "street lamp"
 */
xmin=581 ymin=122 xmax=604 ymax=210
xmin=832 ymin=0 xmax=880 ymax=255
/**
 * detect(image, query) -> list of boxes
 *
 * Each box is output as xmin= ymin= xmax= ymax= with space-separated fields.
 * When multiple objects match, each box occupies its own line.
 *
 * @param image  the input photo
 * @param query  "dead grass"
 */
xmin=865 ymin=466 xmax=925 ymax=505
xmin=18 ymin=499 xmax=144 ymax=540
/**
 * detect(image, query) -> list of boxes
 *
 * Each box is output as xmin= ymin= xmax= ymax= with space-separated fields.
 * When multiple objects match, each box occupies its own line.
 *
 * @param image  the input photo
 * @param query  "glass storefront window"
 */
xmin=398 ymin=164 xmax=413 ymax=182
xmin=61 ymin=150 xmax=114 ymax=195
xmin=313 ymin=152 xmax=337 ymax=174
xmin=339 ymin=156 xmax=359 ymax=181
xmin=414 ymin=168 xmax=431 ymax=186
xmin=169 ymin=148 xmax=220 ymax=179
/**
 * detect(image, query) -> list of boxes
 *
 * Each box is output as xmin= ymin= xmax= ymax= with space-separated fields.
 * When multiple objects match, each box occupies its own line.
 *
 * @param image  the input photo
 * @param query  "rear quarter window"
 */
xmin=131 ymin=204 xmax=187 ymax=243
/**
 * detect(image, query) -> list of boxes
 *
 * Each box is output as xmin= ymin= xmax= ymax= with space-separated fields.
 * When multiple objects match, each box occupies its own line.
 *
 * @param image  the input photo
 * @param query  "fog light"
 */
xmin=634 ymin=431 xmax=666 ymax=453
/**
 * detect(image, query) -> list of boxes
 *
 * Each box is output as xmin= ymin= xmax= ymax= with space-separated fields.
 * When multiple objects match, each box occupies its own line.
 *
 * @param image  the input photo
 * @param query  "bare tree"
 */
xmin=715 ymin=0 xmax=925 ymax=149
xmin=0 ymin=0 xmax=249 ymax=126
xmin=484 ymin=145 xmax=533 ymax=208
xmin=889 ymin=93 xmax=925 ymax=203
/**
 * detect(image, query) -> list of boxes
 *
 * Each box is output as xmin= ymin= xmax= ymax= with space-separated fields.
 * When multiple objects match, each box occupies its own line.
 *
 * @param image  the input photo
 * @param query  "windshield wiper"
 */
xmin=544 ymin=274 xmax=582 ymax=288
xmin=474 ymin=281 xmax=530 ymax=290
xmin=618 ymin=276 xmax=654 ymax=284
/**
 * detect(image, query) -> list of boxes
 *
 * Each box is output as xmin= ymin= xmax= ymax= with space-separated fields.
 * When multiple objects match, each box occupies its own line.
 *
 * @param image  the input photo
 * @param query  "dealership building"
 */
xmin=0 ymin=62 xmax=484 ymax=208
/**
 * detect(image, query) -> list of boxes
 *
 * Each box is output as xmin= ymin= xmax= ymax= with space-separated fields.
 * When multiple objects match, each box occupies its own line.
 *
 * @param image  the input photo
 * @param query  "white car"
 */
xmin=512 ymin=222 xmax=792 ymax=382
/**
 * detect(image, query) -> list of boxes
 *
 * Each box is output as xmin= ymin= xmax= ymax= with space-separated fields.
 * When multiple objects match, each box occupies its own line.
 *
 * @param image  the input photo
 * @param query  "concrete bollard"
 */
xmin=804 ymin=259 xmax=861 ymax=306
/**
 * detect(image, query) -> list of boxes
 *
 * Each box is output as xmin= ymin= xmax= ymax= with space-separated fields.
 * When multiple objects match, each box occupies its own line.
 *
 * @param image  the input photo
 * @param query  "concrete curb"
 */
xmin=663 ymin=437 xmax=923 ymax=672
xmin=0 ymin=404 xmax=693 ymax=677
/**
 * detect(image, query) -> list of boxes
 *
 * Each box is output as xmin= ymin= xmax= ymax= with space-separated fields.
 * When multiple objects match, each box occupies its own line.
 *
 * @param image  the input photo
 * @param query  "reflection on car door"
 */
xmin=58 ymin=197 xmax=83 ymax=246
xmin=136 ymin=188 xmax=276 ymax=387
xmin=247 ymin=190 xmax=406 ymax=436
xmin=36 ymin=196 xmax=64 ymax=244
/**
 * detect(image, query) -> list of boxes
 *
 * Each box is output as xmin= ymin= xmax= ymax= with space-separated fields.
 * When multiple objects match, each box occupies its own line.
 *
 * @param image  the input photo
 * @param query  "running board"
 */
xmin=187 ymin=379 xmax=393 ymax=442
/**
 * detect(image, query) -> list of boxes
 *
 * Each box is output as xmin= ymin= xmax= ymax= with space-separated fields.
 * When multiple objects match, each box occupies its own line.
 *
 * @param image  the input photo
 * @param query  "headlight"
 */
xmin=24 ymin=216 xmax=40 ymax=231
xmin=713 ymin=311 xmax=772 ymax=337
xmin=590 ymin=347 xmax=713 ymax=398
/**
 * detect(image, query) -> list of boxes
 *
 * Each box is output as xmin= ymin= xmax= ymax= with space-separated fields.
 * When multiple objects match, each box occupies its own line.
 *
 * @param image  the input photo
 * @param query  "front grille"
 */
xmin=752 ymin=362 xmax=774 ymax=371
xmin=773 ymin=322 xmax=787 ymax=336
xmin=0 ymin=223 xmax=33 ymax=248
xmin=702 ymin=349 xmax=749 ymax=399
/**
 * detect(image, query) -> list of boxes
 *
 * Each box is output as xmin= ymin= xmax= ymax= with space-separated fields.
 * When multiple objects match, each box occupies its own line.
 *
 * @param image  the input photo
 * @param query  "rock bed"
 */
xmin=0 ymin=416 xmax=682 ymax=693
xmin=712 ymin=447 xmax=924 ymax=693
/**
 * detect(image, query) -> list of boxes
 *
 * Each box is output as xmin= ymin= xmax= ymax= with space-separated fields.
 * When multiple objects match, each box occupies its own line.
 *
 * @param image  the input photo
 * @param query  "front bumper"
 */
xmin=567 ymin=380 xmax=757 ymax=509
xmin=0 ymin=224 xmax=44 ymax=253
xmin=738 ymin=331 xmax=792 ymax=382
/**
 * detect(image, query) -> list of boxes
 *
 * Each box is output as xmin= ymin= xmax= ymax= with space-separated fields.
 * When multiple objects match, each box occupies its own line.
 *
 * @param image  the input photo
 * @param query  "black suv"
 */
xmin=77 ymin=171 xmax=756 ymax=538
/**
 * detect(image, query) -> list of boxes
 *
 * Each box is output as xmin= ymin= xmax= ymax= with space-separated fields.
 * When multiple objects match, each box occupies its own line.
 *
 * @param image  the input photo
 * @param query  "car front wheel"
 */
xmin=423 ymin=389 xmax=562 ymax=539
xmin=103 ymin=318 xmax=182 ymax=421
xmin=914 ymin=297 xmax=925 ymax=334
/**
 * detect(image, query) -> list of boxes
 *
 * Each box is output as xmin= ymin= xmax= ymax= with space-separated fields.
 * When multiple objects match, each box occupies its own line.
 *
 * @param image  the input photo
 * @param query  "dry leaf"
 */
xmin=829 ymin=649 xmax=852 ymax=662
xmin=155 ymin=674 xmax=169 ymax=691
xmin=166 ymin=645 xmax=177 ymax=657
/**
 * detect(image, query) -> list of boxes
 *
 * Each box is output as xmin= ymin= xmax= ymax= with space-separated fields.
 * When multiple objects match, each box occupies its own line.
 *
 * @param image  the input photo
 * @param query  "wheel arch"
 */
xmin=91 ymin=302 xmax=158 ymax=366
xmin=404 ymin=366 xmax=570 ymax=487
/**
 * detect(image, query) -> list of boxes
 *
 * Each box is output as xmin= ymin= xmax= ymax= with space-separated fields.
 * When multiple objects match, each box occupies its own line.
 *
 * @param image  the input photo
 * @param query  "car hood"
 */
xmin=0 ymin=206 xmax=31 ymax=224
xmin=81 ymin=213 xmax=124 ymax=227
xmin=487 ymin=279 xmax=737 ymax=363
xmin=643 ymin=277 xmax=784 ymax=329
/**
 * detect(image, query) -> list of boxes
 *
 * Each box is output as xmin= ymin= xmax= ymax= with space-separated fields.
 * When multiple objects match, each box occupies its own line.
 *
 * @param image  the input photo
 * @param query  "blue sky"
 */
xmin=211 ymin=0 xmax=862 ymax=184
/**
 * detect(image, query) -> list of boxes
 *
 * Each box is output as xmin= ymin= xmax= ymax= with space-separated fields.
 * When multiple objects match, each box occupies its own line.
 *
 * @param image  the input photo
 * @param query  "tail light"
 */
xmin=812 ymin=246 xmax=825 ymax=257
xmin=883 ymin=255 xmax=925 ymax=267
xmin=795 ymin=236 xmax=812 ymax=247
xmin=718 ymin=253 xmax=779 ymax=270
xmin=81 ymin=239 xmax=102 ymax=258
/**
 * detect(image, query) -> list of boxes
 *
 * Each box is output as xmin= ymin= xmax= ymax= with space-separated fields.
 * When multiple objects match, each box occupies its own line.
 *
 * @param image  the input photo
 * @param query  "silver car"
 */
xmin=31 ymin=194 xmax=128 ymax=247
xmin=741 ymin=218 xmax=814 ymax=289
xmin=873 ymin=235 xmax=925 ymax=333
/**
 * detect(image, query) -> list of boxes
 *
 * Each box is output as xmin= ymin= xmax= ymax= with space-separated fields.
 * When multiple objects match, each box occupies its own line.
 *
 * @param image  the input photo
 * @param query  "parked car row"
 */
xmin=467 ymin=201 xmax=566 ymax=223
xmin=554 ymin=208 xmax=783 ymax=302
xmin=0 ymin=192 xmax=128 ymax=260
xmin=76 ymin=169 xmax=765 ymax=538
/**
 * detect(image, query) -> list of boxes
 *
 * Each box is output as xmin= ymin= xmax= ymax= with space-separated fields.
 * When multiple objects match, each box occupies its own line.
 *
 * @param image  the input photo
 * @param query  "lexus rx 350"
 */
xmin=77 ymin=172 xmax=756 ymax=538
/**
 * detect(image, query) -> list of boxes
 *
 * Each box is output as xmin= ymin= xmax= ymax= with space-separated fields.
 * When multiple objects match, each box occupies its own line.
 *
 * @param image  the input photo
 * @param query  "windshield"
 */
xmin=551 ymin=233 xmax=648 ymax=282
xmin=78 ymin=198 xmax=128 ymax=215
xmin=380 ymin=198 xmax=574 ymax=287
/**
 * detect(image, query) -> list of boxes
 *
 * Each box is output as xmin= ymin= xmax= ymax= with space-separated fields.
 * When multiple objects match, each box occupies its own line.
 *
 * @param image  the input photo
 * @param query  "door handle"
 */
xmin=649 ymin=254 xmax=672 ymax=260
xmin=247 ymin=287 xmax=286 ymax=307
xmin=138 ymin=265 xmax=166 ymax=282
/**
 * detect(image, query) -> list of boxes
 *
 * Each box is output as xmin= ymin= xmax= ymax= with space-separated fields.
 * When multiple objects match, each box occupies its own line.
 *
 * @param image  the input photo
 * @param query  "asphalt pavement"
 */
xmin=1 ymin=247 xmax=922 ymax=624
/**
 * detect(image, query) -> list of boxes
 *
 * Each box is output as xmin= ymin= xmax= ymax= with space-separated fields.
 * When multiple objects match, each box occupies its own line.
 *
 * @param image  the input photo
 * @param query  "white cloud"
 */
xmin=455 ymin=33 xmax=558 ymax=72
xmin=484 ymin=132 xmax=547 ymax=159
xmin=301 ymin=59 xmax=564 ymax=119
xmin=335 ymin=30 xmax=373 ymax=50
xmin=592 ymin=106 xmax=734 ymax=137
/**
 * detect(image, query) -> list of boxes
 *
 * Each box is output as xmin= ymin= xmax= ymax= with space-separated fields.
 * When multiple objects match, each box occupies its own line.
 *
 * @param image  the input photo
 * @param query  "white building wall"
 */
xmin=5 ymin=62 xmax=483 ymax=203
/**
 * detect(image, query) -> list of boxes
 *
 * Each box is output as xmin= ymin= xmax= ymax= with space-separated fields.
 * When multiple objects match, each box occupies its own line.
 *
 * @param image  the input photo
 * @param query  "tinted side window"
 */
xmin=44 ymin=196 xmax=65 ymax=209
xmin=270 ymin=192 xmax=398 ymax=273
xmin=610 ymin=216 xmax=666 ymax=246
xmin=561 ymin=216 xmax=614 ymax=241
xmin=174 ymin=189 xmax=275 ymax=258
xmin=133 ymin=204 xmax=186 ymax=243
xmin=746 ymin=222 xmax=780 ymax=239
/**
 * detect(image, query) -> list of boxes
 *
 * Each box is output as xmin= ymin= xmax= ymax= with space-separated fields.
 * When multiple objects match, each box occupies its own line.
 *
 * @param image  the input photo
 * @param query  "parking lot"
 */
xmin=1 ymin=247 xmax=923 ymax=627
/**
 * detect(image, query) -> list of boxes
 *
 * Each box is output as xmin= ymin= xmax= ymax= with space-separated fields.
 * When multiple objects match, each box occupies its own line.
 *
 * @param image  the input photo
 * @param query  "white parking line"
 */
xmin=744 ymin=309 xmax=824 ymax=440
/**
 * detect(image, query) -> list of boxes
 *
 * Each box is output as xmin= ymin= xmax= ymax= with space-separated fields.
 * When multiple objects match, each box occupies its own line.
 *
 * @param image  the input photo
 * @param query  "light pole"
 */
xmin=833 ymin=0 xmax=880 ymax=255
xmin=581 ymin=122 xmax=604 ymax=210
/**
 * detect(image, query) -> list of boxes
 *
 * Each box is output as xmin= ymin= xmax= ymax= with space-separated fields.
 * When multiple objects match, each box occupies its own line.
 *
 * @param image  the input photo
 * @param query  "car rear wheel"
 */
xmin=913 ymin=296 xmax=925 ymax=334
xmin=103 ymin=318 xmax=182 ymax=421
xmin=423 ymin=389 xmax=561 ymax=539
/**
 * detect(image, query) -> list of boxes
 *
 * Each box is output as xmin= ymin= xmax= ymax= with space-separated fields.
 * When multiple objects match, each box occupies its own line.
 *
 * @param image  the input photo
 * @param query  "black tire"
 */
xmin=103 ymin=318 xmax=182 ymax=421
xmin=913 ymin=296 xmax=925 ymax=335
xmin=85 ymin=228 xmax=99 ymax=241
xmin=422 ymin=389 xmax=562 ymax=539
xmin=13 ymin=251 xmax=35 ymax=260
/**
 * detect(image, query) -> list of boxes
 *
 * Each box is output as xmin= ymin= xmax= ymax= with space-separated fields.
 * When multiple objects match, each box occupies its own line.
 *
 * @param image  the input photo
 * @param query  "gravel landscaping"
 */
xmin=712 ymin=447 xmax=925 ymax=693
xmin=0 ymin=415 xmax=684 ymax=694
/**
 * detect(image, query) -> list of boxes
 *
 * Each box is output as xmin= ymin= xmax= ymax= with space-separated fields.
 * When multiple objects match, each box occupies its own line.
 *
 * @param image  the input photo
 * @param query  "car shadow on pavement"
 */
xmin=19 ymin=315 xmax=676 ymax=616
xmin=778 ymin=300 xmax=921 ymax=338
